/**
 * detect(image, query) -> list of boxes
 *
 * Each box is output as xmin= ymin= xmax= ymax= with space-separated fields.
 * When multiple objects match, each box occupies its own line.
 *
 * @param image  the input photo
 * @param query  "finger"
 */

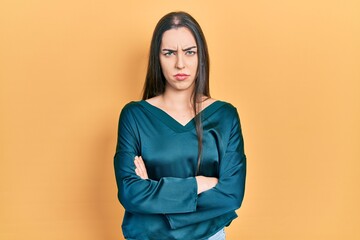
xmin=134 ymin=157 xmax=148 ymax=179
xmin=135 ymin=167 xmax=145 ymax=179
xmin=135 ymin=167 xmax=140 ymax=176
xmin=135 ymin=157 xmax=145 ymax=174
xmin=135 ymin=156 xmax=148 ymax=179
xmin=134 ymin=157 xmax=144 ymax=173
xmin=135 ymin=165 xmax=145 ymax=179
xmin=136 ymin=156 xmax=146 ymax=173
xmin=137 ymin=156 xmax=148 ymax=179
xmin=134 ymin=158 xmax=144 ymax=176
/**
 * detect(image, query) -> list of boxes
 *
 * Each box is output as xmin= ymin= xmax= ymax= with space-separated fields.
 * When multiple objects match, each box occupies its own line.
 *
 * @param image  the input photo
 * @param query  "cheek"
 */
xmin=190 ymin=58 xmax=199 ymax=70
xmin=160 ymin=58 xmax=174 ymax=75
xmin=159 ymin=60 xmax=168 ymax=75
xmin=161 ymin=65 xmax=171 ymax=76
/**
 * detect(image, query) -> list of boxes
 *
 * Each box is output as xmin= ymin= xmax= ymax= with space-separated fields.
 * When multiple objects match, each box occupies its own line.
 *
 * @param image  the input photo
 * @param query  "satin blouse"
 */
xmin=114 ymin=100 xmax=246 ymax=240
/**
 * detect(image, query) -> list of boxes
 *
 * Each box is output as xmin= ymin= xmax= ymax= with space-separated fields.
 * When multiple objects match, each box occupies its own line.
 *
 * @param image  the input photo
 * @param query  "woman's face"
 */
xmin=159 ymin=27 xmax=198 ymax=94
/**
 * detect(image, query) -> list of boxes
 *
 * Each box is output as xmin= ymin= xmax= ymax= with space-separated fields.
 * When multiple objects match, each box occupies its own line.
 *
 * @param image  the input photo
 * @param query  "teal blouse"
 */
xmin=114 ymin=100 xmax=246 ymax=240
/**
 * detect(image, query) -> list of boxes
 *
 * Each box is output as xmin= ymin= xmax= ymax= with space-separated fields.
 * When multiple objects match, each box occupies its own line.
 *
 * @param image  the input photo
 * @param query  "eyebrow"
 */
xmin=161 ymin=46 xmax=197 ymax=52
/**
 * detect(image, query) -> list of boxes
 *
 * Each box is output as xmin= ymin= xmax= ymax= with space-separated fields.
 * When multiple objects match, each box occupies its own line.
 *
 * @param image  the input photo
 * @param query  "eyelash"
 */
xmin=164 ymin=52 xmax=175 ymax=56
xmin=186 ymin=51 xmax=196 ymax=55
xmin=163 ymin=51 xmax=197 ymax=56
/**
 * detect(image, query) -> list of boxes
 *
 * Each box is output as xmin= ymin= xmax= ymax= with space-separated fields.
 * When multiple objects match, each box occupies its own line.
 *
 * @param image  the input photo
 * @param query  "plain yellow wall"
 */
xmin=1 ymin=0 xmax=359 ymax=239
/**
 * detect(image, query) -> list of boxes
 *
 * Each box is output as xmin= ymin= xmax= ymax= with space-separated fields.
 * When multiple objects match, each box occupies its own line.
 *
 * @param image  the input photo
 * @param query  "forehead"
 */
xmin=161 ymin=27 xmax=197 ymax=48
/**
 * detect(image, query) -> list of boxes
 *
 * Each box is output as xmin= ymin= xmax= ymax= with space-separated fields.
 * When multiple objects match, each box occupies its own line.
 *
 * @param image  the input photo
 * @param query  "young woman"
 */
xmin=114 ymin=11 xmax=246 ymax=240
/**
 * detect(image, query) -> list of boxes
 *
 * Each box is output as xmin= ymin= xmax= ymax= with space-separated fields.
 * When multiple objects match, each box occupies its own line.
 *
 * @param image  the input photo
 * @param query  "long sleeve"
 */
xmin=165 ymin=110 xmax=247 ymax=229
xmin=114 ymin=104 xmax=198 ymax=214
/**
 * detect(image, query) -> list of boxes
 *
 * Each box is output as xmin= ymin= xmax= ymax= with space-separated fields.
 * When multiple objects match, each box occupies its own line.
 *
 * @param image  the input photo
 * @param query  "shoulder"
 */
xmin=121 ymin=100 xmax=144 ymax=112
xmin=119 ymin=101 xmax=145 ymax=120
xmin=212 ymin=101 xmax=244 ymax=135
xmin=212 ymin=100 xmax=241 ymax=128
xmin=215 ymin=99 xmax=238 ymax=115
xmin=203 ymin=97 xmax=236 ymax=109
xmin=202 ymin=98 xmax=240 ymax=124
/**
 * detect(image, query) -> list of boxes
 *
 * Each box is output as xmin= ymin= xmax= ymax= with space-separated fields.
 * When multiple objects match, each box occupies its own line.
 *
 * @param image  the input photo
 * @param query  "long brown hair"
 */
xmin=142 ymin=11 xmax=210 ymax=174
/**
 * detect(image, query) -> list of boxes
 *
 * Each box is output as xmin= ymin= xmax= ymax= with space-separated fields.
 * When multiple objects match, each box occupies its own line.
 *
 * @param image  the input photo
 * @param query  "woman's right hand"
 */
xmin=195 ymin=176 xmax=218 ymax=194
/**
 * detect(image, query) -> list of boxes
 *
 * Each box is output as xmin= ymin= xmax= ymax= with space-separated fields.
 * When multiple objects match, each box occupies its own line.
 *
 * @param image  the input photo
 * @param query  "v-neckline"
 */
xmin=139 ymin=100 xmax=225 ymax=132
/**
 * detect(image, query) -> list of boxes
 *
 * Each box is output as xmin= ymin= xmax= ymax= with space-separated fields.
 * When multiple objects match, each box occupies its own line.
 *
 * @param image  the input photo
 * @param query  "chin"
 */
xmin=174 ymin=83 xmax=195 ymax=91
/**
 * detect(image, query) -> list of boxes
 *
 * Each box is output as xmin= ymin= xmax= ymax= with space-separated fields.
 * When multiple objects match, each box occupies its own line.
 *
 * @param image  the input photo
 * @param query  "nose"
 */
xmin=175 ymin=54 xmax=185 ymax=69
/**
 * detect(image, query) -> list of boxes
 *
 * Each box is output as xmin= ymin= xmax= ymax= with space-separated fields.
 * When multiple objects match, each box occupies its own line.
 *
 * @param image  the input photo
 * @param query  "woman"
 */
xmin=114 ymin=11 xmax=246 ymax=240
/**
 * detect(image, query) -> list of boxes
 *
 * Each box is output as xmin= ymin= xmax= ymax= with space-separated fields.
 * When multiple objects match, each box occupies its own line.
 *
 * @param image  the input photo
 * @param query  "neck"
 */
xmin=162 ymin=88 xmax=195 ymax=111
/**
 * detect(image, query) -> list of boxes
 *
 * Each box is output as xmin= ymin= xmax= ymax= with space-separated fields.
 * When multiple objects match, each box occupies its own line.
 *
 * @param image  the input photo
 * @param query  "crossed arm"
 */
xmin=134 ymin=156 xmax=218 ymax=194
xmin=115 ymin=104 xmax=246 ymax=229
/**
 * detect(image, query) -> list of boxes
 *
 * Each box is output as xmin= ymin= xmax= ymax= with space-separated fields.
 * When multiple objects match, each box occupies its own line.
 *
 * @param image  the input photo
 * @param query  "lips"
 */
xmin=174 ymin=73 xmax=190 ymax=81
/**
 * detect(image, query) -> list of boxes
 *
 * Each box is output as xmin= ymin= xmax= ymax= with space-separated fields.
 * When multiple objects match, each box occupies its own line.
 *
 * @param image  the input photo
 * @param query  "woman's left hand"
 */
xmin=134 ymin=156 xmax=149 ymax=179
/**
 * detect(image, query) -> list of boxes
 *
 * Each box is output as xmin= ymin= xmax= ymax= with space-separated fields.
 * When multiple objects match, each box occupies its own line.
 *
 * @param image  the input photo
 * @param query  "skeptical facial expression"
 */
xmin=159 ymin=27 xmax=198 ymax=93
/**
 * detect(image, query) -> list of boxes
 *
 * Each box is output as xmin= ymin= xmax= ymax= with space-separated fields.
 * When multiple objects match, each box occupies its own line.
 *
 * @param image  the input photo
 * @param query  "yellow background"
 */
xmin=1 ymin=0 xmax=359 ymax=239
